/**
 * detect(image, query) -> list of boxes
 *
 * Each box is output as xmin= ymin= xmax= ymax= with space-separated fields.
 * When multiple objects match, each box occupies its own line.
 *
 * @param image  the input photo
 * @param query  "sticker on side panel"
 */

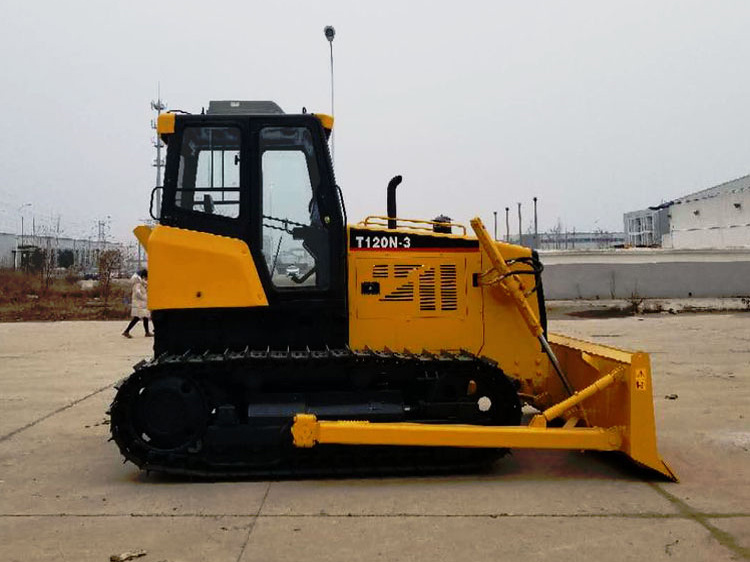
xmin=635 ymin=369 xmax=647 ymax=391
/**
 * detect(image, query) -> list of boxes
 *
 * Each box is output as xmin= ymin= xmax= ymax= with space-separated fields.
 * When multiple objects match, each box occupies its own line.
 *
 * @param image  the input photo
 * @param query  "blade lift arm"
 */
xmin=469 ymin=217 xmax=575 ymax=397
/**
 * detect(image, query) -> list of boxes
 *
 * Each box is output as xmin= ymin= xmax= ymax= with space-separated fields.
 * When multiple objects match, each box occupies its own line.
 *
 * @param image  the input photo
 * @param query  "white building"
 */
xmin=624 ymin=174 xmax=750 ymax=249
xmin=663 ymin=175 xmax=750 ymax=249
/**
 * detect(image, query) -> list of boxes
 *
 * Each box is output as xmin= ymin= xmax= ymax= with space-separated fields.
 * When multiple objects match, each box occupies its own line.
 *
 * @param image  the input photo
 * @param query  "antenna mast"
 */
xmin=324 ymin=26 xmax=336 ymax=163
xmin=150 ymin=85 xmax=167 ymax=218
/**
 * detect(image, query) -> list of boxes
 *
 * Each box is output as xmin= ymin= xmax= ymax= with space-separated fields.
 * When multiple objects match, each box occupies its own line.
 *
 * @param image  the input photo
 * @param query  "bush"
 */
xmin=0 ymin=270 xmax=36 ymax=301
xmin=58 ymin=249 xmax=74 ymax=269
xmin=0 ymin=268 xmax=129 ymax=321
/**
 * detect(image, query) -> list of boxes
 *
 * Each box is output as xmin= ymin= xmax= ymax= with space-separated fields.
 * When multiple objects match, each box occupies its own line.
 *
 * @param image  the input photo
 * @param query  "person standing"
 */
xmin=122 ymin=269 xmax=152 ymax=338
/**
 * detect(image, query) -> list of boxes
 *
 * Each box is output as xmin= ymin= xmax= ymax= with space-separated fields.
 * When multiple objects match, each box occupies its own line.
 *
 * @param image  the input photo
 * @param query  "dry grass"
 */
xmin=0 ymin=270 xmax=130 ymax=322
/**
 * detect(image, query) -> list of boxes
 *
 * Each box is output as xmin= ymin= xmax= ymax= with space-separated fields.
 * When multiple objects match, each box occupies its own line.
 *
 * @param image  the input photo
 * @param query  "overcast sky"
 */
xmin=2 ymin=0 xmax=750 ymax=242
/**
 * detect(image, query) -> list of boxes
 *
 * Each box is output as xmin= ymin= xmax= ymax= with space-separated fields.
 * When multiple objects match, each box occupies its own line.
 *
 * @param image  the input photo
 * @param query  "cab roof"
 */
xmin=206 ymin=100 xmax=284 ymax=115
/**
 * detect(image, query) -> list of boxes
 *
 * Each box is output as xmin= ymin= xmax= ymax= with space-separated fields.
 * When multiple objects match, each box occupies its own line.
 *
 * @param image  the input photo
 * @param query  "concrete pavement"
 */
xmin=0 ymin=316 xmax=748 ymax=561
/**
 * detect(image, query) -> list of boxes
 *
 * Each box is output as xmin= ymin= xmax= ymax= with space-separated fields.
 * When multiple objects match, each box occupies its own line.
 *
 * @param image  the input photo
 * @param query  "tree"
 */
xmin=26 ymin=247 xmax=44 ymax=272
xmin=97 ymin=249 xmax=123 ymax=307
xmin=547 ymin=218 xmax=564 ymax=249
xmin=58 ymin=249 xmax=74 ymax=269
xmin=39 ymin=239 xmax=56 ymax=292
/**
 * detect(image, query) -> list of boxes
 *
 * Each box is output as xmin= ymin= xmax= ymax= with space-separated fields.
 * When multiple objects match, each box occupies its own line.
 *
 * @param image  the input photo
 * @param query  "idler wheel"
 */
xmin=131 ymin=376 xmax=208 ymax=450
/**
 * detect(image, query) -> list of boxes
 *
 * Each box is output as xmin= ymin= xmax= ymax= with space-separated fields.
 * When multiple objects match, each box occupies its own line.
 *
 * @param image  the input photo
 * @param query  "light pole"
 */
xmin=517 ymin=202 xmax=522 ymax=246
xmin=151 ymin=86 xmax=167 ymax=218
xmin=17 ymin=203 xmax=31 ymax=270
xmin=493 ymin=210 xmax=498 ymax=241
xmin=324 ymin=25 xmax=336 ymax=162
xmin=18 ymin=203 xmax=31 ymax=247
xmin=505 ymin=207 xmax=510 ymax=242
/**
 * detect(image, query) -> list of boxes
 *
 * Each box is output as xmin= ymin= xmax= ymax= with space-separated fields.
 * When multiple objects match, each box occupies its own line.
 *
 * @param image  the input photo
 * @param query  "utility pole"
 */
xmin=324 ymin=26 xmax=336 ymax=162
xmin=533 ymin=196 xmax=538 ymax=249
xmin=96 ymin=216 xmax=111 ymax=251
xmin=505 ymin=207 xmax=510 ymax=242
xmin=151 ymin=86 xmax=167 ymax=217
xmin=517 ymin=202 xmax=522 ymax=246
xmin=18 ymin=203 xmax=30 ymax=247
xmin=493 ymin=210 xmax=498 ymax=241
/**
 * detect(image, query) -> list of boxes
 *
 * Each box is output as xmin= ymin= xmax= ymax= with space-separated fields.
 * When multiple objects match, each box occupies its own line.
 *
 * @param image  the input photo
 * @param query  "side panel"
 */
xmin=347 ymin=226 xmax=551 ymax=377
xmin=147 ymin=225 xmax=268 ymax=310
xmin=347 ymin=227 xmax=483 ymax=353
xmin=477 ymin=241 xmax=550 ymax=394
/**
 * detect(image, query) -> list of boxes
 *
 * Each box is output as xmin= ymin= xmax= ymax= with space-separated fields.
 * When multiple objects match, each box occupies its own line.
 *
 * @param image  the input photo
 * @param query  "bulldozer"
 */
xmin=110 ymin=100 xmax=676 ymax=481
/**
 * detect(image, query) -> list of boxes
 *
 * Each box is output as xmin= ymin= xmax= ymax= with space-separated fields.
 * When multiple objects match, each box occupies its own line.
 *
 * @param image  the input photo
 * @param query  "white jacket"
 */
xmin=129 ymin=274 xmax=150 ymax=319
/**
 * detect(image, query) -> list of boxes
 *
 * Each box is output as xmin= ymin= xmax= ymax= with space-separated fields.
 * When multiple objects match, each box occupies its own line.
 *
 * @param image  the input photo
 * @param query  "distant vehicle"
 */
xmin=82 ymin=270 xmax=98 ymax=280
xmin=285 ymin=265 xmax=301 ymax=277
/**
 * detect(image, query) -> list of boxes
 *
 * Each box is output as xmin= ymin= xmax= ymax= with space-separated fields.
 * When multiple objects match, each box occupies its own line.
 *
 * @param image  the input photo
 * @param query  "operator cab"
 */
xmin=155 ymin=101 xmax=347 ymax=349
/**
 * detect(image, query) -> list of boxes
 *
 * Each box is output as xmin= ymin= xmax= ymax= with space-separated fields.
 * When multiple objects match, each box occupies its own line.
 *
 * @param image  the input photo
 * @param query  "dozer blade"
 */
xmin=542 ymin=332 xmax=677 ymax=481
xmin=291 ymin=336 xmax=676 ymax=481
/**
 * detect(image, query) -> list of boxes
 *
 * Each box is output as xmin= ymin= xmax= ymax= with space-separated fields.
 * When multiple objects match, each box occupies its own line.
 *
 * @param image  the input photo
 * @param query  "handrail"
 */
xmin=359 ymin=215 xmax=467 ymax=236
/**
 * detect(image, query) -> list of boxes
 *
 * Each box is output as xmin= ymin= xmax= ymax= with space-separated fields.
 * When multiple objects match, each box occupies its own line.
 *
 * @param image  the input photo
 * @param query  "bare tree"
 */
xmin=547 ymin=218 xmax=564 ymax=249
xmin=98 ymin=249 xmax=123 ymax=308
xmin=39 ymin=238 xmax=56 ymax=292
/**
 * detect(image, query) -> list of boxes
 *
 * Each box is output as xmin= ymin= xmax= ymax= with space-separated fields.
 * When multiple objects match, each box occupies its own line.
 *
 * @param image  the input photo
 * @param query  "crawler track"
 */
xmin=109 ymin=348 xmax=522 ymax=478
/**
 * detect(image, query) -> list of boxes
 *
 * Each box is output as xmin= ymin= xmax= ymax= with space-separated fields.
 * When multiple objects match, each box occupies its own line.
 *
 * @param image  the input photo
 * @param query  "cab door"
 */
xmin=247 ymin=115 xmax=348 ymax=347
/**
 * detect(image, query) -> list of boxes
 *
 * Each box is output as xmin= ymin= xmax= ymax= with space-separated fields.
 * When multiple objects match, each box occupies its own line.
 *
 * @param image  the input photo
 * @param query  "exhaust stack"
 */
xmin=386 ymin=175 xmax=403 ymax=229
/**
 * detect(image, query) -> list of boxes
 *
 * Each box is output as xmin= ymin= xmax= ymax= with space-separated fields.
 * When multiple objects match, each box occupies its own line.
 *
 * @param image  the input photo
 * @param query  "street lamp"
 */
xmin=18 ymin=203 xmax=31 ymax=247
xmin=517 ymin=202 xmax=522 ymax=246
xmin=323 ymin=25 xmax=336 ymax=162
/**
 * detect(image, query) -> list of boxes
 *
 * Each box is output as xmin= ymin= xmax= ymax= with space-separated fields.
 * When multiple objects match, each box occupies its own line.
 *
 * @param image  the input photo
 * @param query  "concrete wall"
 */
xmin=540 ymin=249 xmax=750 ymax=299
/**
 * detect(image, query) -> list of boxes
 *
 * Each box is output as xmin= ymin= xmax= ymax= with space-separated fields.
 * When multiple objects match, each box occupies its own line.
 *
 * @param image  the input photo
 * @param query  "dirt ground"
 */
xmin=0 ymin=315 xmax=748 ymax=561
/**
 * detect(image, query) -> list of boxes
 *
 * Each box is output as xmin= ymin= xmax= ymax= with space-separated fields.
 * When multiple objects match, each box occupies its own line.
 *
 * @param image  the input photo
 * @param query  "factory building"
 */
xmin=624 ymin=174 xmax=750 ymax=249
xmin=536 ymin=231 xmax=624 ymax=250
xmin=623 ymin=208 xmax=670 ymax=247
xmin=0 ymin=232 xmax=122 ymax=271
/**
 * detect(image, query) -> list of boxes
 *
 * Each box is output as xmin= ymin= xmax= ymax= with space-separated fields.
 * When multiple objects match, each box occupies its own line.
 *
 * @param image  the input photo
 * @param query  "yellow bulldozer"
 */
xmin=110 ymin=100 xmax=676 ymax=481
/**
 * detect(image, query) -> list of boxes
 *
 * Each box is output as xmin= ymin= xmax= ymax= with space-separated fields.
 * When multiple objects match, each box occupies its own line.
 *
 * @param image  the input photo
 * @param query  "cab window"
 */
xmin=260 ymin=127 xmax=329 ymax=290
xmin=176 ymin=126 xmax=241 ymax=218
